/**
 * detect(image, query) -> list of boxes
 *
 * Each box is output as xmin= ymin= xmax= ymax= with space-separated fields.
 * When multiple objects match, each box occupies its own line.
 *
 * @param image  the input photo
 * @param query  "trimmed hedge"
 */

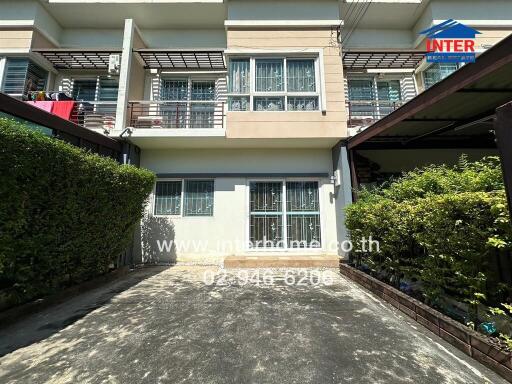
xmin=345 ymin=157 xmax=511 ymax=309
xmin=0 ymin=118 xmax=155 ymax=308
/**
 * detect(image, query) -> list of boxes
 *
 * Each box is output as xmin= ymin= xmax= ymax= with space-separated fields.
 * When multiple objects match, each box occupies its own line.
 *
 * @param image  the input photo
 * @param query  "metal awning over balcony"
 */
xmin=343 ymin=50 xmax=426 ymax=70
xmin=33 ymin=49 xmax=122 ymax=70
xmin=135 ymin=49 xmax=226 ymax=70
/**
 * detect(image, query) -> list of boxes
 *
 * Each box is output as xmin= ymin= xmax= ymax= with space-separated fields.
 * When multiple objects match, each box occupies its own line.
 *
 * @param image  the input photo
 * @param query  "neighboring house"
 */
xmin=0 ymin=0 xmax=511 ymax=264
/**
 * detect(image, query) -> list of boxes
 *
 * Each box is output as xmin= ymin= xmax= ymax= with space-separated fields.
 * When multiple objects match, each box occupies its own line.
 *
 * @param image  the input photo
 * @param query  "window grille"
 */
xmin=249 ymin=181 xmax=322 ymax=249
xmin=287 ymin=96 xmax=318 ymax=111
xmin=250 ymin=182 xmax=284 ymax=248
xmin=161 ymin=79 xmax=189 ymax=101
xmin=184 ymin=180 xmax=214 ymax=216
xmin=254 ymin=97 xmax=284 ymax=111
xmin=287 ymin=59 xmax=316 ymax=92
xmin=191 ymin=81 xmax=215 ymax=128
xmin=255 ymin=59 xmax=284 ymax=92
xmin=228 ymin=57 xmax=319 ymax=112
xmin=154 ymin=181 xmax=182 ymax=215
xmin=228 ymin=59 xmax=250 ymax=94
xmin=286 ymin=182 xmax=321 ymax=248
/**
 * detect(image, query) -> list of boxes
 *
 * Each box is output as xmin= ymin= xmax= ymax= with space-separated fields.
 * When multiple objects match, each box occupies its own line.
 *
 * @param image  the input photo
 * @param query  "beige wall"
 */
xmin=226 ymin=28 xmax=347 ymax=139
xmin=0 ymin=29 xmax=33 ymax=51
xmin=475 ymin=28 xmax=512 ymax=49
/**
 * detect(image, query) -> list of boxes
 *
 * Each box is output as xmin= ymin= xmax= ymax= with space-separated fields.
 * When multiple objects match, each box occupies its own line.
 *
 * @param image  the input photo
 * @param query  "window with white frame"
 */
xmin=228 ymin=57 xmax=319 ymax=112
xmin=249 ymin=181 xmax=321 ymax=249
xmin=154 ymin=179 xmax=214 ymax=217
xmin=160 ymin=77 xmax=216 ymax=128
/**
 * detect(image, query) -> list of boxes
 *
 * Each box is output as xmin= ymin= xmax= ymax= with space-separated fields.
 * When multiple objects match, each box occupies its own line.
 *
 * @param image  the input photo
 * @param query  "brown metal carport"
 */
xmin=343 ymin=33 xmax=512 ymax=216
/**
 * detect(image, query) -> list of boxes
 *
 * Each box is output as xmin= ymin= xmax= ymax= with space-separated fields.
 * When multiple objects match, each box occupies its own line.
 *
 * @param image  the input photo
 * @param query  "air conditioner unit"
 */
xmin=108 ymin=54 xmax=120 ymax=75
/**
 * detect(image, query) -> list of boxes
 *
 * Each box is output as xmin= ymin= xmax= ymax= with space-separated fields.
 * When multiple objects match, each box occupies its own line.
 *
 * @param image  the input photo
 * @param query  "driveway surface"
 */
xmin=0 ymin=266 xmax=506 ymax=384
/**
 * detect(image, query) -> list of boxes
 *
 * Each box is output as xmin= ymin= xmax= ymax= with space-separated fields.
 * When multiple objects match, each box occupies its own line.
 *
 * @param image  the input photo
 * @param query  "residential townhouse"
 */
xmin=1 ymin=0 xmax=511 ymax=265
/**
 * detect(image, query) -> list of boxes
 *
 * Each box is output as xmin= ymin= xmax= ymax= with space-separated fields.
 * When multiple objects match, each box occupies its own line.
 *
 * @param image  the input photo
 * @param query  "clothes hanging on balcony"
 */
xmin=52 ymin=101 xmax=77 ymax=122
xmin=25 ymin=101 xmax=54 ymax=113
xmin=25 ymin=100 xmax=78 ymax=124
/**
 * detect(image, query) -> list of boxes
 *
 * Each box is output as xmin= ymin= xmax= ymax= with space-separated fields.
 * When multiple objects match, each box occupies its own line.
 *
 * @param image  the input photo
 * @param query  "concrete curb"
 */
xmin=0 ymin=267 xmax=130 ymax=328
xmin=339 ymin=263 xmax=512 ymax=383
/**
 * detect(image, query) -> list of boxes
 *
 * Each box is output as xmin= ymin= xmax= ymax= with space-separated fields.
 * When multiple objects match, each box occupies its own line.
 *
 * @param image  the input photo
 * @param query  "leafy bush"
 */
xmin=345 ymin=156 xmax=511 ymax=311
xmin=0 ymin=118 xmax=155 ymax=308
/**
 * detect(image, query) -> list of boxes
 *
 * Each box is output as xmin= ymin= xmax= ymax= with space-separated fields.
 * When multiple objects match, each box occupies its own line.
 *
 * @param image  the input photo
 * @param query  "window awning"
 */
xmin=32 ymin=49 xmax=122 ymax=70
xmin=135 ymin=49 xmax=226 ymax=70
xmin=343 ymin=50 xmax=426 ymax=70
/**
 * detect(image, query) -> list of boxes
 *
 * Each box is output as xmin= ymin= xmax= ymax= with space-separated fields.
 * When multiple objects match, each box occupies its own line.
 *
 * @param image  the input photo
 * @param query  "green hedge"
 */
xmin=0 ymin=118 xmax=155 ymax=308
xmin=345 ymin=157 xmax=511 ymax=310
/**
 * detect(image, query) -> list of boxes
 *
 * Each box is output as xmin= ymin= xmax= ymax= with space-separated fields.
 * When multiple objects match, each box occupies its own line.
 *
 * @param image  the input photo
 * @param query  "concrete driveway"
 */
xmin=0 ymin=266 xmax=506 ymax=384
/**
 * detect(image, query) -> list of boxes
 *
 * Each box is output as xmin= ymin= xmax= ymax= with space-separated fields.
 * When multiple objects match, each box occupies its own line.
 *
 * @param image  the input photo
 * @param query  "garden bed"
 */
xmin=340 ymin=263 xmax=512 ymax=382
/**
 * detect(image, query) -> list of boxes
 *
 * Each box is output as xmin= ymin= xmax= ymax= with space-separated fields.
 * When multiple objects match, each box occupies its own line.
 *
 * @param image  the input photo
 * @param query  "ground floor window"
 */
xmin=154 ymin=179 xmax=214 ymax=217
xmin=249 ymin=181 xmax=321 ymax=249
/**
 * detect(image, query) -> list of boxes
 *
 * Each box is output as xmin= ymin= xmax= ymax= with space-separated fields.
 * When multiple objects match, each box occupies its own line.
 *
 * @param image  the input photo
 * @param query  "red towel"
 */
xmin=52 ymin=101 xmax=76 ymax=121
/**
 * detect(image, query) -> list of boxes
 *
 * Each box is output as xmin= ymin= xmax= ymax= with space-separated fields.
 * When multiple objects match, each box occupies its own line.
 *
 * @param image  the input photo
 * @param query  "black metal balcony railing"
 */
xmin=346 ymin=100 xmax=403 ymax=127
xmin=27 ymin=92 xmax=117 ymax=131
xmin=128 ymin=100 xmax=225 ymax=129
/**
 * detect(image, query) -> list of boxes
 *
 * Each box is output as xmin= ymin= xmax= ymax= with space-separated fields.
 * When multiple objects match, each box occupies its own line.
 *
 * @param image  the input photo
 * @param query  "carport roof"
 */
xmin=346 ymin=34 xmax=512 ymax=150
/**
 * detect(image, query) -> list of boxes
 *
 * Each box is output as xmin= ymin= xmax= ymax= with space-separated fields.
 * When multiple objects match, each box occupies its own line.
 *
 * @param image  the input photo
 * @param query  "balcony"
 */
xmin=26 ymin=92 xmax=117 ymax=132
xmin=128 ymin=100 xmax=225 ymax=130
xmin=346 ymin=100 xmax=403 ymax=129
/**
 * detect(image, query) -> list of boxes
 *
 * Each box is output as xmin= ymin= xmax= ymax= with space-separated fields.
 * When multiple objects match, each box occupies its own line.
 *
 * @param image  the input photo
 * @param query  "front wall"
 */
xmin=226 ymin=28 xmax=347 ymax=139
xmin=137 ymin=148 xmax=339 ymax=263
xmin=0 ymin=29 xmax=33 ymax=51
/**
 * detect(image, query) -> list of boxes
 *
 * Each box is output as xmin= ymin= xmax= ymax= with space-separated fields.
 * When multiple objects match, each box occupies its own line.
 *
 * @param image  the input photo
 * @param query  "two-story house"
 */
xmin=1 ymin=0 xmax=511 ymax=265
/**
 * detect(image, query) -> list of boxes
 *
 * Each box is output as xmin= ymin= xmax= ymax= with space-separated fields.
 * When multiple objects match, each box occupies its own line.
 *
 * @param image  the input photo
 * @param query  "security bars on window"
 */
xmin=157 ymin=78 xmax=216 ymax=129
xmin=249 ymin=181 xmax=321 ymax=249
xmin=227 ymin=57 xmax=319 ymax=112
xmin=154 ymin=180 xmax=214 ymax=217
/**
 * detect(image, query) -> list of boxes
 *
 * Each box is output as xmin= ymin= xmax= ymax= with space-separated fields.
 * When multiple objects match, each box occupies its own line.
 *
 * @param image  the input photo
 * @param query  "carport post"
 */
xmin=495 ymin=102 xmax=512 ymax=223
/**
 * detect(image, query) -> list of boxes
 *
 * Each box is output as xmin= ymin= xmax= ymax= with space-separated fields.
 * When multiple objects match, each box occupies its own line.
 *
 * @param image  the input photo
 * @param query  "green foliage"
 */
xmin=0 ymin=118 xmax=155 ymax=308
xmin=345 ymin=156 xmax=511 ymax=311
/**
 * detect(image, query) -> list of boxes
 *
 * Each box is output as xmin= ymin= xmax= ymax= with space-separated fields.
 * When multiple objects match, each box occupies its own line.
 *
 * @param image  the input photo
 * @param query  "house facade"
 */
xmin=1 ymin=0 xmax=511 ymax=264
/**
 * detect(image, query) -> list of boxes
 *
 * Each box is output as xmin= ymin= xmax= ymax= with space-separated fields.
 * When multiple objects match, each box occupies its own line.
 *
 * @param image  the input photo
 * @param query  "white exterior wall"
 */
xmin=136 ymin=148 xmax=339 ymax=264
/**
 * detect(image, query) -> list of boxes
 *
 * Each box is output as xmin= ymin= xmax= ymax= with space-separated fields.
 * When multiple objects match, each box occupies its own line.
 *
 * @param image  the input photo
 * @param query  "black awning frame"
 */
xmin=33 ymin=49 xmax=122 ymax=70
xmin=135 ymin=49 xmax=226 ymax=70
xmin=343 ymin=50 xmax=426 ymax=70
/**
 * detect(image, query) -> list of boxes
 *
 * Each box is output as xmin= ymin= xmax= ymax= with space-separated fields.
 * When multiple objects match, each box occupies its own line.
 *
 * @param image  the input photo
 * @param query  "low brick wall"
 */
xmin=340 ymin=263 xmax=512 ymax=383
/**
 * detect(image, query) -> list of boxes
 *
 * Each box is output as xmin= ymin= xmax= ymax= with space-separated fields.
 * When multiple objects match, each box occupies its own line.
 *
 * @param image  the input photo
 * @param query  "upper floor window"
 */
xmin=228 ymin=57 xmax=319 ymax=112
xmin=2 ymin=58 xmax=47 ymax=99
xmin=160 ymin=77 xmax=216 ymax=129
xmin=423 ymin=63 xmax=459 ymax=89
xmin=72 ymin=77 xmax=119 ymax=102
xmin=347 ymin=78 xmax=402 ymax=117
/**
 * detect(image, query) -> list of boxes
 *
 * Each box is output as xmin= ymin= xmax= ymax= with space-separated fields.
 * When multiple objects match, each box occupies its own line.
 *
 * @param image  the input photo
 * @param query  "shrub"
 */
xmin=345 ymin=156 xmax=511 ymax=312
xmin=0 ymin=118 xmax=155 ymax=308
